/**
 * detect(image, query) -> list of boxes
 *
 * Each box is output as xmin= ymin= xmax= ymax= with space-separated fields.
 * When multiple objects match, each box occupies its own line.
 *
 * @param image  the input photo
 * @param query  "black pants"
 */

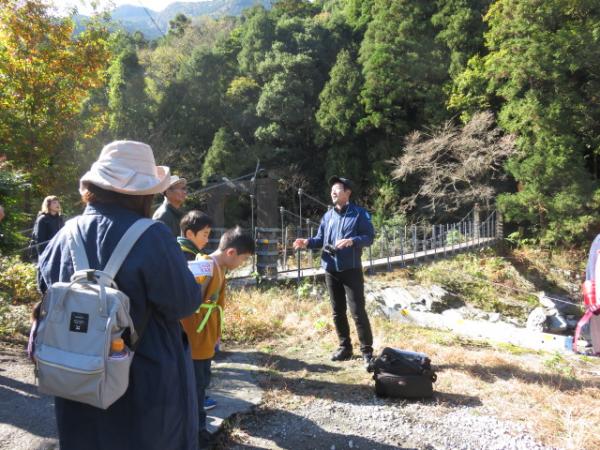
xmin=193 ymin=358 xmax=212 ymax=430
xmin=325 ymin=267 xmax=373 ymax=354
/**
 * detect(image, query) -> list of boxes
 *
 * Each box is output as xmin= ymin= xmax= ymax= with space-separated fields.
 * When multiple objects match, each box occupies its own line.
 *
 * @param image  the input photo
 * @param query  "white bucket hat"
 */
xmin=167 ymin=175 xmax=187 ymax=191
xmin=79 ymin=141 xmax=171 ymax=196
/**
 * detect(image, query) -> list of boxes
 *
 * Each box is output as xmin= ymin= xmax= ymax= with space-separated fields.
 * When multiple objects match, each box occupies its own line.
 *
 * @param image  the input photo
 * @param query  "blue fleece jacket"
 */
xmin=307 ymin=203 xmax=375 ymax=272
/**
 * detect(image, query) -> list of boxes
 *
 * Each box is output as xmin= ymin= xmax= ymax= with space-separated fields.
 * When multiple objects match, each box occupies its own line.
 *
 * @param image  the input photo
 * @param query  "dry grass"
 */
xmin=223 ymin=283 xmax=600 ymax=450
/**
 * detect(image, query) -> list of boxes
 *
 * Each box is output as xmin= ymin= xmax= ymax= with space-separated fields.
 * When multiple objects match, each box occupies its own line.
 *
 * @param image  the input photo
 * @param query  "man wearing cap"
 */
xmin=294 ymin=176 xmax=375 ymax=365
xmin=153 ymin=175 xmax=187 ymax=237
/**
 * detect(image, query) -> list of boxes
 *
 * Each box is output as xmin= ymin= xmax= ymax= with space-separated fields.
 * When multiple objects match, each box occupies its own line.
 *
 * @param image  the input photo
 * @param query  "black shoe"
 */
xmin=331 ymin=346 xmax=353 ymax=361
xmin=362 ymin=352 xmax=373 ymax=368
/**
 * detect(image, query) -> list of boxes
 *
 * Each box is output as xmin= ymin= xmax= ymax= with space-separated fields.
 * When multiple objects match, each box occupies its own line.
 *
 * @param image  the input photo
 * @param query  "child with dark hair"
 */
xmin=178 ymin=210 xmax=214 ymax=261
xmin=181 ymin=225 xmax=255 ymax=448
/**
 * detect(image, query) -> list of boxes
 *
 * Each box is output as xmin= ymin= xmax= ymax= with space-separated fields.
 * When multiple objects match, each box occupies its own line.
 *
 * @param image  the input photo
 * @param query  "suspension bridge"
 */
xmin=10 ymin=171 xmax=502 ymax=282
xmin=225 ymin=200 xmax=502 ymax=282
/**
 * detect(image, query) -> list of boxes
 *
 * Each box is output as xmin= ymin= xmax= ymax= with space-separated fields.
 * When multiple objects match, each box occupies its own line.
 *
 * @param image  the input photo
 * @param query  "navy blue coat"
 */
xmin=307 ymin=203 xmax=375 ymax=272
xmin=37 ymin=203 xmax=201 ymax=450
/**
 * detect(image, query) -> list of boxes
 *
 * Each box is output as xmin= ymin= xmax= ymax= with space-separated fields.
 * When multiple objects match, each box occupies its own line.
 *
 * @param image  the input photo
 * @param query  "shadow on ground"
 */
xmin=215 ymin=350 xmax=343 ymax=374
xmin=508 ymin=254 xmax=573 ymax=297
xmin=215 ymin=350 xmax=482 ymax=409
xmin=437 ymin=361 xmax=596 ymax=392
xmin=0 ymin=354 xmax=57 ymax=441
xmin=216 ymin=408 xmax=418 ymax=450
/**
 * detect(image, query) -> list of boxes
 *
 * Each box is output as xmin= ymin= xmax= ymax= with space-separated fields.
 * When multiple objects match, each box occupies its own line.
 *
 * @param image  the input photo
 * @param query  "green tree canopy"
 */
xmin=358 ymin=0 xmax=449 ymax=137
xmin=450 ymin=0 xmax=600 ymax=243
xmin=108 ymin=47 xmax=150 ymax=140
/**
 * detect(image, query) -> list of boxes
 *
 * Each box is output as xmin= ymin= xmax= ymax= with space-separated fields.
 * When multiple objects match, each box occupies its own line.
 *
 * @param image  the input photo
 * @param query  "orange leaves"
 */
xmin=0 ymin=0 xmax=110 ymax=193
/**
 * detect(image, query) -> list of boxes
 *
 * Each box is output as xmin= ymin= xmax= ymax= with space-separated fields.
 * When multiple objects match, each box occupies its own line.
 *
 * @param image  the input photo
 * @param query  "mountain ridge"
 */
xmin=76 ymin=0 xmax=273 ymax=39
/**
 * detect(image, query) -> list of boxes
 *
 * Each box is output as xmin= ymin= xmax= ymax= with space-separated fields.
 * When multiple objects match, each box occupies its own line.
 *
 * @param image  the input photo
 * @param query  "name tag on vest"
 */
xmin=188 ymin=259 xmax=214 ymax=277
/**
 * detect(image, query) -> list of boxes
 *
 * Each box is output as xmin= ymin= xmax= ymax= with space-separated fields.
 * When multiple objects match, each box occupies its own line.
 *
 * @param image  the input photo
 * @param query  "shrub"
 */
xmin=0 ymin=256 xmax=39 ymax=305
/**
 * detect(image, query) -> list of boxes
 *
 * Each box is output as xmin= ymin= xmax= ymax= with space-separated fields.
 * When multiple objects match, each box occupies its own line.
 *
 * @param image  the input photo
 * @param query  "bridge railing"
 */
xmin=265 ymin=205 xmax=500 ymax=280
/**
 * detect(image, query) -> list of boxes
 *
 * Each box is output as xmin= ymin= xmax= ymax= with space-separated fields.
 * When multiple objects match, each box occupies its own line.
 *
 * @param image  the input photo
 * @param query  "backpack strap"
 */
xmin=103 ymin=218 xmax=156 ymax=280
xmin=66 ymin=220 xmax=90 ymax=272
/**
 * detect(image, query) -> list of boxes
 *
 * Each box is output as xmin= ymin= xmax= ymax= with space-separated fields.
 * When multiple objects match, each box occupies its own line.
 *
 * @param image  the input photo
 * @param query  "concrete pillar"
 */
xmin=496 ymin=210 xmax=503 ymax=240
xmin=474 ymin=203 xmax=480 ymax=240
xmin=254 ymin=177 xmax=279 ymax=228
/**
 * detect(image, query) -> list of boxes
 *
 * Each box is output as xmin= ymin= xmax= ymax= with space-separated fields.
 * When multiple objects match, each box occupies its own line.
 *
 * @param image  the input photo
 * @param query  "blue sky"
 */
xmin=51 ymin=0 xmax=200 ymax=15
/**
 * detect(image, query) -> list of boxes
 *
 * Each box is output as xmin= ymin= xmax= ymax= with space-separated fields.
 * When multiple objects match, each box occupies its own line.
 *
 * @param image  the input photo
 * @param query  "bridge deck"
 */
xmin=263 ymin=236 xmax=497 ymax=281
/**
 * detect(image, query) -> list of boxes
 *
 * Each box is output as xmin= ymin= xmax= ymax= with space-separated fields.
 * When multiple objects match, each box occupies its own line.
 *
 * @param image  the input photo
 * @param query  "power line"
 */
xmin=136 ymin=0 xmax=165 ymax=38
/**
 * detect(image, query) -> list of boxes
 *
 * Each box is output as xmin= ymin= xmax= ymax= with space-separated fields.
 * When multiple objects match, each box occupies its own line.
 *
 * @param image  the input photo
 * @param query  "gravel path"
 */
xmin=0 ymin=345 xmax=57 ymax=450
xmin=0 ymin=343 xmax=558 ymax=450
xmin=223 ymin=398 xmax=554 ymax=450
xmin=218 ymin=351 xmax=558 ymax=450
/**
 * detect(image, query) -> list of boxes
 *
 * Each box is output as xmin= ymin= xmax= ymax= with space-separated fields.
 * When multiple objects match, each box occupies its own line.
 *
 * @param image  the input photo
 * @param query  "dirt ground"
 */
xmin=0 ymin=344 xmax=57 ymax=450
xmin=213 ymin=342 xmax=556 ymax=450
xmin=2 ymin=326 xmax=598 ymax=450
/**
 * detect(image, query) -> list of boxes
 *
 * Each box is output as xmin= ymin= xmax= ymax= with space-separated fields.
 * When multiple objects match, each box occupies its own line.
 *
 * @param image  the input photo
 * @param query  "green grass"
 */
xmin=409 ymin=249 xmax=541 ymax=319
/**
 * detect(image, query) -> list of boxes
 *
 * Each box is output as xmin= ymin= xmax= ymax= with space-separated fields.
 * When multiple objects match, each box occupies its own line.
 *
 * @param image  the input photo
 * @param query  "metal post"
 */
xmin=386 ymin=228 xmax=391 ymax=271
xmin=443 ymin=224 xmax=447 ymax=257
xmin=400 ymin=233 xmax=405 ymax=266
xmin=369 ymin=245 xmax=374 ymax=275
xmin=280 ymin=207 xmax=285 ymax=272
xmin=412 ymin=225 xmax=417 ymax=261
xmin=297 ymin=188 xmax=303 ymax=285
xmin=432 ymin=225 xmax=436 ymax=259
xmin=306 ymin=218 xmax=312 ymax=269
xmin=452 ymin=224 xmax=456 ymax=254
xmin=250 ymin=194 xmax=256 ymax=273
xmin=284 ymin=227 xmax=289 ymax=270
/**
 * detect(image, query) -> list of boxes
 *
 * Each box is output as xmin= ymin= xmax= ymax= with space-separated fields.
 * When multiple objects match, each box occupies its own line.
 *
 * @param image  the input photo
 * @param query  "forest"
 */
xmin=2 ymin=0 xmax=600 ymax=250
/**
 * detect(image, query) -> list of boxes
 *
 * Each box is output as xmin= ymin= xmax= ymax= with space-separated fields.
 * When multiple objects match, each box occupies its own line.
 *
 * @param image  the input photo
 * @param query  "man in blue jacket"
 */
xmin=294 ymin=176 xmax=375 ymax=364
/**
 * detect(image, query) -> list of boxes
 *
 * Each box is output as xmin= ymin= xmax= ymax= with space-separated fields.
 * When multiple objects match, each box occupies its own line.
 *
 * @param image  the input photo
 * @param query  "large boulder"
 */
xmin=525 ymin=292 xmax=582 ymax=334
xmin=366 ymin=283 xmax=464 ymax=314
xmin=537 ymin=292 xmax=581 ymax=316
xmin=526 ymin=307 xmax=547 ymax=332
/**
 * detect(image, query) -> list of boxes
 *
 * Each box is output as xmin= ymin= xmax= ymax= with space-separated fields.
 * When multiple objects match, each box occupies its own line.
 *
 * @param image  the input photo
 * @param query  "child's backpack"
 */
xmin=33 ymin=218 xmax=155 ymax=409
xmin=367 ymin=347 xmax=437 ymax=398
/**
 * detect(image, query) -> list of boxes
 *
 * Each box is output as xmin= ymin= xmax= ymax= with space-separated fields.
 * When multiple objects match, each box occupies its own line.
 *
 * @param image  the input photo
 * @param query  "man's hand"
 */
xmin=335 ymin=238 xmax=354 ymax=249
xmin=293 ymin=238 xmax=309 ymax=250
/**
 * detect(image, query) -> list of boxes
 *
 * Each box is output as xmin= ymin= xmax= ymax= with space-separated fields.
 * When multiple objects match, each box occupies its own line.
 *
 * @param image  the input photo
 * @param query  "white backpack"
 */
xmin=33 ymin=218 xmax=155 ymax=409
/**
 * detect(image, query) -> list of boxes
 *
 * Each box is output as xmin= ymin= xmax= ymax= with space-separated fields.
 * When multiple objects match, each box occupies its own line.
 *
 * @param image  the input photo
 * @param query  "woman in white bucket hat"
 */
xmin=37 ymin=141 xmax=202 ymax=450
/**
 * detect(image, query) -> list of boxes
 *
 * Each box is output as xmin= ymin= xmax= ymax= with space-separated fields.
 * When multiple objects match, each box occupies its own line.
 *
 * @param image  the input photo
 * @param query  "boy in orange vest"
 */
xmin=181 ymin=226 xmax=255 ymax=448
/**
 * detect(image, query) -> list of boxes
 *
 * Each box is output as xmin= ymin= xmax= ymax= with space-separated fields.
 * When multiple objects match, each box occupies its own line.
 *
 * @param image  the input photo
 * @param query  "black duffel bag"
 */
xmin=367 ymin=347 xmax=437 ymax=398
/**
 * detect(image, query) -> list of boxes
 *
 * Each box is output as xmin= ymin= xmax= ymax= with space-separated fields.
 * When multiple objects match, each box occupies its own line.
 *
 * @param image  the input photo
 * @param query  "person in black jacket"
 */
xmin=294 ymin=176 xmax=375 ymax=365
xmin=152 ymin=175 xmax=187 ymax=237
xmin=32 ymin=195 xmax=64 ymax=257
